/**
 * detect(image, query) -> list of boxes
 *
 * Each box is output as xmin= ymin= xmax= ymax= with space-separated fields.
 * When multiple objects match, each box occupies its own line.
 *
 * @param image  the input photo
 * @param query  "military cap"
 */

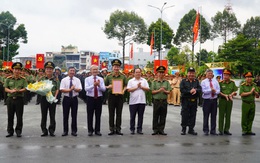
xmin=146 ymin=70 xmax=152 ymax=74
xmin=44 ymin=61 xmax=55 ymax=69
xmin=12 ymin=62 xmax=23 ymax=69
xmin=223 ymin=69 xmax=232 ymax=75
xmin=187 ymin=67 xmax=195 ymax=72
xmin=38 ymin=68 xmax=45 ymax=72
xmin=244 ymin=72 xmax=253 ymax=77
xmin=156 ymin=66 xmax=166 ymax=73
xmin=111 ymin=59 xmax=121 ymax=66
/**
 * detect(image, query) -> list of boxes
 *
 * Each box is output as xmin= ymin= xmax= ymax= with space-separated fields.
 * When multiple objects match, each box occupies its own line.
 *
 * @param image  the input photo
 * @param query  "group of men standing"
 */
xmin=2 ymin=59 xmax=259 ymax=138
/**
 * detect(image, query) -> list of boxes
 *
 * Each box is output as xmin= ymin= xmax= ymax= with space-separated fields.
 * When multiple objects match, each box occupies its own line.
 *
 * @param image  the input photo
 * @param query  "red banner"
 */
xmin=91 ymin=55 xmax=99 ymax=66
xmin=154 ymin=60 xmax=168 ymax=74
xmin=25 ymin=60 xmax=32 ymax=69
xmin=2 ymin=61 xmax=13 ymax=69
xmin=36 ymin=54 xmax=45 ymax=69
xmin=124 ymin=64 xmax=134 ymax=73
xmin=101 ymin=62 xmax=107 ymax=69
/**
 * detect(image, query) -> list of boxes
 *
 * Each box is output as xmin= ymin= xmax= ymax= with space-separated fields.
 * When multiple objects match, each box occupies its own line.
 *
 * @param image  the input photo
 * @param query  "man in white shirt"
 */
xmin=60 ymin=67 xmax=82 ymax=137
xmin=201 ymin=69 xmax=220 ymax=136
xmin=127 ymin=68 xmax=150 ymax=135
xmin=85 ymin=65 xmax=106 ymax=136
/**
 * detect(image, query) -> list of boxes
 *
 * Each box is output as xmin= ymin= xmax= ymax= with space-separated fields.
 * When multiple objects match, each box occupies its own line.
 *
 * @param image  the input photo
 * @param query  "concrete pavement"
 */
xmin=0 ymin=98 xmax=260 ymax=163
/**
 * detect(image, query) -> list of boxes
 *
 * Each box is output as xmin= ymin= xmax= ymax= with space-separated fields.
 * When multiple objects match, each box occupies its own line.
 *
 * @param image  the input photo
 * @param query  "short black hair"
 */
xmin=68 ymin=66 xmax=75 ymax=70
xmin=134 ymin=68 xmax=142 ymax=73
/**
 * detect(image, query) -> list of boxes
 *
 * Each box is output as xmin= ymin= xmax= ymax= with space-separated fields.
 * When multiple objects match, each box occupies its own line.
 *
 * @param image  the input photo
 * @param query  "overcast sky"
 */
xmin=1 ymin=0 xmax=259 ymax=57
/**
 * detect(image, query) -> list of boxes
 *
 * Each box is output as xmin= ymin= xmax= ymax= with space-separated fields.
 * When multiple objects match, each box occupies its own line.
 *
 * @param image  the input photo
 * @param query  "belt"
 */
xmin=242 ymin=100 xmax=254 ymax=104
xmin=187 ymin=98 xmax=196 ymax=102
xmin=9 ymin=96 xmax=22 ymax=100
xmin=64 ymin=96 xmax=77 ymax=99
xmin=154 ymin=99 xmax=167 ymax=102
xmin=174 ymin=87 xmax=180 ymax=88
xmin=204 ymin=98 xmax=217 ymax=101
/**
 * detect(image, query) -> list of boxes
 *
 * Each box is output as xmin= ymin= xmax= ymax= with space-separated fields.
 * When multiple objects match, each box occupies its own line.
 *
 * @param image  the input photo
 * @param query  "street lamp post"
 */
xmin=148 ymin=2 xmax=174 ymax=65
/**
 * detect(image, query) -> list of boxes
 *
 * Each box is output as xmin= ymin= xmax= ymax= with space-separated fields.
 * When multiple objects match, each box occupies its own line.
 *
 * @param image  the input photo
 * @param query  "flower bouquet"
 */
xmin=26 ymin=80 xmax=58 ymax=104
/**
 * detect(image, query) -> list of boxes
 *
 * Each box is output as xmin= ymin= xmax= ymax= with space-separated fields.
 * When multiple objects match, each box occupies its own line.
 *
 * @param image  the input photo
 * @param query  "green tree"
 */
xmin=242 ymin=16 xmax=260 ymax=48
xmin=147 ymin=18 xmax=174 ymax=54
xmin=217 ymin=34 xmax=258 ymax=75
xmin=174 ymin=9 xmax=211 ymax=45
xmin=195 ymin=49 xmax=216 ymax=65
xmin=103 ymin=10 xmax=147 ymax=68
xmin=211 ymin=9 xmax=241 ymax=43
xmin=166 ymin=46 xmax=179 ymax=66
xmin=0 ymin=11 xmax=28 ymax=61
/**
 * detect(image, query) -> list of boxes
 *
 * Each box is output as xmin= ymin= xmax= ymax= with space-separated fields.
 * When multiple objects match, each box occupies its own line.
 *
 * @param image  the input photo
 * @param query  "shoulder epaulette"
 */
xmin=241 ymin=82 xmax=246 ymax=86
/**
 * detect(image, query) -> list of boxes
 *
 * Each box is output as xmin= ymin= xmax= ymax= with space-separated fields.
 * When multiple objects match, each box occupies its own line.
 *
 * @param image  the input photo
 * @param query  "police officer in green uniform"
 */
xmin=40 ymin=61 xmax=60 ymax=137
xmin=218 ymin=69 xmax=238 ymax=135
xmin=180 ymin=67 xmax=201 ymax=135
xmin=145 ymin=71 xmax=153 ymax=106
xmin=151 ymin=66 xmax=172 ymax=135
xmin=239 ymin=72 xmax=259 ymax=136
xmin=105 ymin=59 xmax=127 ymax=135
xmin=4 ymin=62 xmax=27 ymax=137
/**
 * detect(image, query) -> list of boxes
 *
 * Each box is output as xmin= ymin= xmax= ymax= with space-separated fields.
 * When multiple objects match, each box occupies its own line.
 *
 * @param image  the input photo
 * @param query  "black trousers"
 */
xmin=181 ymin=98 xmax=197 ymax=131
xmin=152 ymin=99 xmax=168 ymax=132
xmin=108 ymin=94 xmax=124 ymax=132
xmin=40 ymin=96 xmax=56 ymax=134
xmin=203 ymin=98 xmax=218 ymax=133
xmin=86 ymin=96 xmax=102 ymax=133
xmin=6 ymin=97 xmax=24 ymax=135
xmin=36 ymin=94 xmax=42 ymax=104
xmin=62 ymin=96 xmax=78 ymax=133
xmin=129 ymin=104 xmax=145 ymax=131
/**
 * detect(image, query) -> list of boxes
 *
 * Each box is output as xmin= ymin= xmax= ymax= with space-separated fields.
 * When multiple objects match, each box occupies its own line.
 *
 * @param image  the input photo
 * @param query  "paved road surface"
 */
xmin=0 ymin=98 xmax=260 ymax=163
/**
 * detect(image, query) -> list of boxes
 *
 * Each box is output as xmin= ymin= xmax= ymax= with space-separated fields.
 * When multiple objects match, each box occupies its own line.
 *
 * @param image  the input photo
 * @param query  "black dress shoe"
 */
xmin=204 ymin=132 xmax=209 ymax=136
xmin=181 ymin=131 xmax=186 ymax=135
xmin=88 ymin=132 xmax=93 ymax=136
xmin=35 ymin=103 xmax=40 ymax=105
xmin=224 ymin=131 xmax=232 ymax=135
xmin=219 ymin=132 xmax=224 ymax=135
xmin=71 ymin=132 xmax=77 ymax=137
xmin=152 ymin=131 xmax=158 ymax=135
xmin=95 ymin=132 xmax=102 ymax=136
xmin=248 ymin=132 xmax=256 ymax=136
xmin=108 ymin=131 xmax=115 ymax=135
xmin=130 ymin=130 xmax=135 ymax=135
xmin=158 ymin=131 xmax=167 ymax=135
xmin=242 ymin=132 xmax=247 ymax=136
xmin=41 ymin=133 xmax=48 ymax=137
xmin=188 ymin=131 xmax=197 ymax=135
xmin=116 ymin=131 xmax=123 ymax=135
xmin=49 ymin=133 xmax=55 ymax=137
xmin=6 ymin=133 xmax=13 ymax=138
xmin=210 ymin=132 xmax=218 ymax=136
xmin=62 ymin=132 xmax=68 ymax=136
xmin=137 ymin=131 xmax=143 ymax=135
xmin=16 ymin=133 xmax=22 ymax=137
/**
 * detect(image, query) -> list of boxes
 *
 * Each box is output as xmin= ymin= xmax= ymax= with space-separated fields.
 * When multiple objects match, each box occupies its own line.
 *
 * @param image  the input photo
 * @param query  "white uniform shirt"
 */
xmin=85 ymin=75 xmax=106 ymax=97
xmin=60 ymin=76 xmax=82 ymax=97
xmin=127 ymin=77 xmax=149 ymax=105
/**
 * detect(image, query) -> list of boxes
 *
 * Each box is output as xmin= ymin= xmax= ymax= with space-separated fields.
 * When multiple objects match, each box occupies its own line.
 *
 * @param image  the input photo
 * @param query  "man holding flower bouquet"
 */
xmin=40 ymin=61 xmax=60 ymax=137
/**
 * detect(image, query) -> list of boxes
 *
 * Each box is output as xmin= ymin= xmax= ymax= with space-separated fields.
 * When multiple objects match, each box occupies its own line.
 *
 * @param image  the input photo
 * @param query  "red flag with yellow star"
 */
xmin=91 ymin=55 xmax=99 ymax=66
